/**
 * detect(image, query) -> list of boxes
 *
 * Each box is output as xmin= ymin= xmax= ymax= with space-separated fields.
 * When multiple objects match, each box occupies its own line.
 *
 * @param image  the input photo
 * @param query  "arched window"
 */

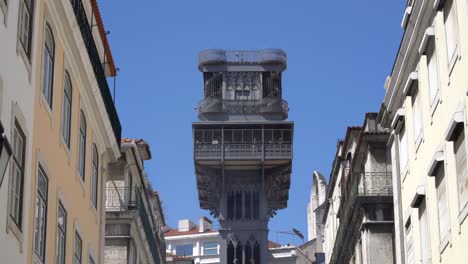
xmin=235 ymin=241 xmax=243 ymax=264
xmin=41 ymin=25 xmax=55 ymax=108
xmin=78 ymin=111 xmax=86 ymax=180
xmin=227 ymin=241 xmax=234 ymax=264
xmin=61 ymin=72 xmax=72 ymax=147
xmin=91 ymin=144 xmax=99 ymax=208
xmin=244 ymin=242 xmax=252 ymax=264
xmin=253 ymin=241 xmax=260 ymax=264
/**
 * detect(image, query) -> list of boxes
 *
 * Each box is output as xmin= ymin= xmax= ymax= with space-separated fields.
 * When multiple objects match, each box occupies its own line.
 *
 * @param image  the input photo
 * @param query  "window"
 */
xmin=56 ymin=202 xmax=67 ymax=264
xmin=435 ymin=165 xmax=450 ymax=245
xmin=453 ymin=128 xmax=467 ymax=210
xmin=399 ymin=126 xmax=408 ymax=174
xmin=18 ymin=0 xmax=34 ymax=58
xmin=411 ymin=87 xmax=423 ymax=145
xmin=444 ymin=0 xmax=458 ymax=66
xmin=41 ymin=25 xmax=55 ymax=108
xmin=34 ymin=166 xmax=48 ymax=262
xmin=426 ymin=41 xmax=439 ymax=107
xmin=227 ymin=190 xmax=260 ymax=220
xmin=203 ymin=242 xmax=218 ymax=255
xmin=9 ymin=121 xmax=26 ymax=229
xmin=89 ymin=256 xmax=95 ymax=264
xmin=78 ymin=111 xmax=86 ymax=180
xmin=91 ymin=144 xmax=99 ymax=208
xmin=405 ymin=221 xmax=414 ymax=264
xmin=61 ymin=72 xmax=72 ymax=147
xmin=418 ymin=200 xmax=431 ymax=264
xmin=74 ymin=232 xmax=82 ymax=264
xmin=175 ymin=244 xmax=193 ymax=256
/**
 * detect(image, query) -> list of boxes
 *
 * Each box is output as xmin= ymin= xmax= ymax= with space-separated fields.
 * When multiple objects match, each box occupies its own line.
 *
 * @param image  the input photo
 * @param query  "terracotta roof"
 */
xmin=268 ymin=240 xmax=281 ymax=249
xmin=90 ymin=0 xmax=116 ymax=76
xmin=121 ymin=138 xmax=146 ymax=145
xmin=164 ymin=227 xmax=218 ymax=237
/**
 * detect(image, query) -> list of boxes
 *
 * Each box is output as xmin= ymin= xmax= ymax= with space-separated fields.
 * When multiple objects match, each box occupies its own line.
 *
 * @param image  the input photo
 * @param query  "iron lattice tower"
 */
xmin=193 ymin=49 xmax=293 ymax=264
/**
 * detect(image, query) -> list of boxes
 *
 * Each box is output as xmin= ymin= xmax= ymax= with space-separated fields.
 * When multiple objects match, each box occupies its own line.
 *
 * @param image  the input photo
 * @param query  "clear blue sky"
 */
xmin=100 ymin=0 xmax=405 ymax=245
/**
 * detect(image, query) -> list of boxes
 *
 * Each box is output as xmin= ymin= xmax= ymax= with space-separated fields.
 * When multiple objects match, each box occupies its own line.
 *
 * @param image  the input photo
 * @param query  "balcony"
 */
xmin=198 ymin=49 xmax=287 ymax=70
xmin=358 ymin=171 xmax=393 ymax=197
xmin=69 ymin=0 xmax=121 ymax=146
xmin=105 ymin=187 xmax=161 ymax=263
xmin=194 ymin=128 xmax=293 ymax=162
xmin=197 ymin=98 xmax=289 ymax=119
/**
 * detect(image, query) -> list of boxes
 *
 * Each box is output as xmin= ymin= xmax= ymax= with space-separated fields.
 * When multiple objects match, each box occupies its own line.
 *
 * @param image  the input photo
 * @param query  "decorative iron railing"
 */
xmin=358 ymin=172 xmax=393 ymax=196
xmin=105 ymin=187 xmax=137 ymax=211
xmin=69 ymin=0 xmax=122 ymax=147
xmin=194 ymin=143 xmax=292 ymax=160
xmin=199 ymin=49 xmax=287 ymax=67
xmin=197 ymin=98 xmax=289 ymax=117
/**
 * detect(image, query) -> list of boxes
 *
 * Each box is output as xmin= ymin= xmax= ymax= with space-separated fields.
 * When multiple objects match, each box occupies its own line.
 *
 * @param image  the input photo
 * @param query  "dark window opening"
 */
xmin=227 ymin=192 xmax=234 ymax=220
xmin=235 ymin=191 xmax=242 ymax=220
xmin=253 ymin=192 xmax=260 ymax=219
xmin=245 ymin=242 xmax=252 ymax=264
xmin=227 ymin=241 xmax=234 ymax=264
xmin=236 ymin=242 xmax=243 ymax=264
xmin=244 ymin=191 xmax=252 ymax=220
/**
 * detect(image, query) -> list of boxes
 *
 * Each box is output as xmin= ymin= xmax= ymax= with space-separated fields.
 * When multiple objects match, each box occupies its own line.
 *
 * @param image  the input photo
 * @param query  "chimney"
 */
xmin=199 ymin=217 xmax=212 ymax=233
xmin=178 ymin=219 xmax=195 ymax=232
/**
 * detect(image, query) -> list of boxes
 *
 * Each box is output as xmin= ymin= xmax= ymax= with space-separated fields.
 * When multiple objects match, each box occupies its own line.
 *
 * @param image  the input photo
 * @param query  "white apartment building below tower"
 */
xmin=164 ymin=217 xmax=313 ymax=264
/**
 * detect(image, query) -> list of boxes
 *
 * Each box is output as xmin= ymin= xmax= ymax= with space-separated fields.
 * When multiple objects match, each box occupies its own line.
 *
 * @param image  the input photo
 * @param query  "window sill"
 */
xmin=6 ymin=216 xmax=24 ymax=252
xmin=447 ymin=51 xmax=459 ymax=81
xmin=439 ymin=231 xmax=451 ymax=255
xmin=75 ymin=172 xmax=86 ymax=199
xmin=59 ymin=136 xmax=71 ymax=166
xmin=401 ymin=167 xmax=409 ymax=183
xmin=430 ymin=98 xmax=441 ymax=123
xmin=0 ymin=1 xmax=7 ymax=26
xmin=414 ymin=136 xmax=423 ymax=155
xmin=16 ymin=40 xmax=32 ymax=82
xmin=39 ymin=94 xmax=53 ymax=127
xmin=458 ymin=201 xmax=468 ymax=228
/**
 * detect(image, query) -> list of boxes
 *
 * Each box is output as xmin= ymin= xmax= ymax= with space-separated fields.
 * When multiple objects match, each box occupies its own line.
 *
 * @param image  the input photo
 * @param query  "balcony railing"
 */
xmin=69 ymin=0 xmax=122 ymax=147
xmin=197 ymin=98 xmax=289 ymax=118
xmin=106 ymin=187 xmax=161 ymax=263
xmin=198 ymin=49 xmax=287 ymax=68
xmin=194 ymin=143 xmax=292 ymax=161
xmin=358 ymin=171 xmax=393 ymax=196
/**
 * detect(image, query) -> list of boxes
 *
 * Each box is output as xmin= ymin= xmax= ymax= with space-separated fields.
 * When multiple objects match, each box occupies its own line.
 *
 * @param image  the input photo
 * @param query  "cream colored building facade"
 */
xmin=0 ymin=0 xmax=122 ymax=263
xmin=380 ymin=0 xmax=468 ymax=263
xmin=0 ymin=0 xmax=40 ymax=263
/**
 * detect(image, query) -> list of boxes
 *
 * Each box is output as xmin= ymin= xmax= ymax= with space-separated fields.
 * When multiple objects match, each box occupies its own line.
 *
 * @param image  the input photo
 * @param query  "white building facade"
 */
xmin=379 ymin=0 xmax=468 ymax=263
xmin=0 ymin=0 xmax=40 ymax=263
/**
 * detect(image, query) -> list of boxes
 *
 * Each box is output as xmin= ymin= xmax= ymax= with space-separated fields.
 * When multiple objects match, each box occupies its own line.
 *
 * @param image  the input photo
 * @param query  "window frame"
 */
xmin=77 ymin=111 xmax=87 ymax=181
xmin=61 ymin=71 xmax=72 ymax=148
xmin=18 ymin=0 xmax=34 ymax=59
xmin=411 ymin=85 xmax=423 ymax=149
xmin=203 ymin=241 xmax=218 ymax=256
xmin=56 ymin=202 xmax=67 ymax=264
xmin=443 ymin=0 xmax=460 ymax=72
xmin=41 ymin=24 xmax=55 ymax=109
xmin=175 ymin=244 xmax=194 ymax=257
xmin=73 ymin=231 xmax=82 ymax=264
xmin=405 ymin=220 xmax=414 ymax=264
xmin=426 ymin=39 xmax=440 ymax=109
xmin=399 ymin=125 xmax=408 ymax=176
xmin=34 ymin=165 xmax=49 ymax=262
xmin=435 ymin=164 xmax=451 ymax=252
xmin=9 ymin=120 xmax=26 ymax=229
xmin=418 ymin=199 xmax=431 ymax=264
xmin=452 ymin=126 xmax=468 ymax=219
xmin=91 ymin=144 xmax=99 ymax=209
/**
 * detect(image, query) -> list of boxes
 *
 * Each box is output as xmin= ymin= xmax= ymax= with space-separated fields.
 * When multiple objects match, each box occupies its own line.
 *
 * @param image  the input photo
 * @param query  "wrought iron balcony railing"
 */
xmin=197 ymin=98 xmax=289 ymax=118
xmin=358 ymin=171 xmax=393 ymax=196
xmin=194 ymin=143 xmax=292 ymax=161
xmin=69 ymin=0 xmax=122 ymax=147
xmin=105 ymin=187 xmax=161 ymax=263
xmin=198 ymin=49 xmax=287 ymax=68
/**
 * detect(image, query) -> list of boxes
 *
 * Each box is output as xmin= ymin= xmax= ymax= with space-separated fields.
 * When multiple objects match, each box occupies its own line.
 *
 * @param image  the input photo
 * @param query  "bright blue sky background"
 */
xmin=100 ymin=0 xmax=405 ymax=245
